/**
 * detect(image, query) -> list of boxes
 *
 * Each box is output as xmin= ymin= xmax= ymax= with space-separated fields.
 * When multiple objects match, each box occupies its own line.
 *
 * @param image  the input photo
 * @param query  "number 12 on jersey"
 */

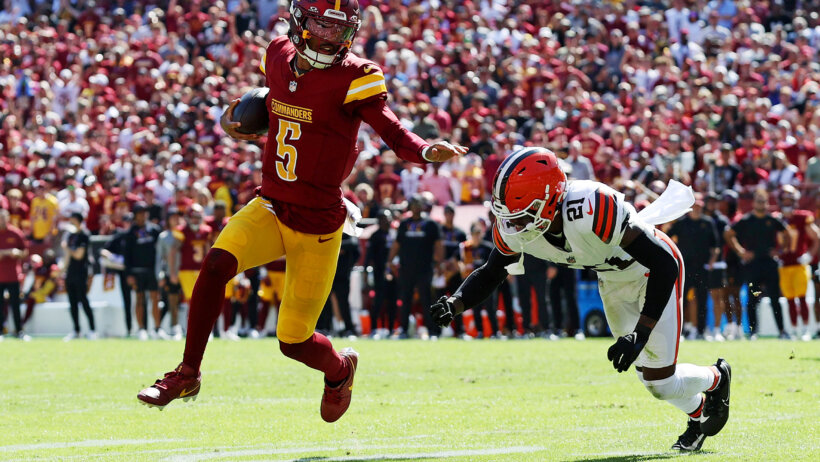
xmin=275 ymin=119 xmax=301 ymax=181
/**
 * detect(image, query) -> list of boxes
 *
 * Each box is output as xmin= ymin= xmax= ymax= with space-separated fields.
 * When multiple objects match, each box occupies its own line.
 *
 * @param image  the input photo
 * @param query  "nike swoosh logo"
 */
xmin=363 ymin=65 xmax=375 ymax=73
xmin=179 ymin=385 xmax=198 ymax=397
xmin=318 ymin=237 xmax=333 ymax=243
xmin=586 ymin=200 xmax=593 ymax=215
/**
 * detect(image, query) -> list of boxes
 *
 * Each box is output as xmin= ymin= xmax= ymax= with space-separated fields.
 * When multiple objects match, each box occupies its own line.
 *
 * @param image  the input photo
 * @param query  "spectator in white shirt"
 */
xmin=767 ymin=151 xmax=800 ymax=188
xmin=565 ymin=140 xmax=595 ymax=181
xmin=665 ymin=0 xmax=690 ymax=43
xmin=58 ymin=184 xmax=90 ymax=219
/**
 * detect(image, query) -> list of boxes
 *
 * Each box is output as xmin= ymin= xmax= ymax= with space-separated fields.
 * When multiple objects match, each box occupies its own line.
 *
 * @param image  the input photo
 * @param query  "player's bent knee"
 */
xmin=643 ymin=376 xmax=680 ymax=401
xmin=279 ymin=334 xmax=313 ymax=359
xmin=277 ymin=318 xmax=313 ymax=344
xmin=200 ymin=248 xmax=239 ymax=285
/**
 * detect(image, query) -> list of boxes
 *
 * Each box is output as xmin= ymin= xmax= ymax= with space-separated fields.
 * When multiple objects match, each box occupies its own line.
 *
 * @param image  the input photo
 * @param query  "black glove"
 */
xmin=430 ymin=296 xmax=458 ymax=328
xmin=607 ymin=324 xmax=652 ymax=373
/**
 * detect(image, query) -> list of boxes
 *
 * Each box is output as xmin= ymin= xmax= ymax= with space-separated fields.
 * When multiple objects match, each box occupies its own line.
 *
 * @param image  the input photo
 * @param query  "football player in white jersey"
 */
xmin=430 ymin=147 xmax=731 ymax=451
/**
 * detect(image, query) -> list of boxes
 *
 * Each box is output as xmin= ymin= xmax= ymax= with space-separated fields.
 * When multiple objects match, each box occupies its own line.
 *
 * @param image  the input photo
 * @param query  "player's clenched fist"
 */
xmin=430 ymin=296 xmax=463 ymax=328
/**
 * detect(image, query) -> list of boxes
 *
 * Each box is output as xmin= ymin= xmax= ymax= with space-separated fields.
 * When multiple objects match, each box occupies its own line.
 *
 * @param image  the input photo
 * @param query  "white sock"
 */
xmin=638 ymin=364 xmax=718 ymax=415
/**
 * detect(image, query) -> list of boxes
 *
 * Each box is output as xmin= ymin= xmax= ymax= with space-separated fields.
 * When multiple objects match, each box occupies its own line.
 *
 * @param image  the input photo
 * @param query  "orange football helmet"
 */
xmin=491 ymin=147 xmax=567 ymax=242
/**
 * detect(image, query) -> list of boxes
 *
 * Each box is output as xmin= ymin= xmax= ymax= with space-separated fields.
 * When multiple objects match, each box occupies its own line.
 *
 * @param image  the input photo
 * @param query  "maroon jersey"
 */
xmin=179 ymin=224 xmax=213 ymax=271
xmin=259 ymin=36 xmax=429 ymax=234
xmin=205 ymin=216 xmax=229 ymax=239
xmin=0 ymin=225 xmax=27 ymax=283
xmin=780 ymin=210 xmax=814 ymax=266
xmin=8 ymin=202 xmax=29 ymax=232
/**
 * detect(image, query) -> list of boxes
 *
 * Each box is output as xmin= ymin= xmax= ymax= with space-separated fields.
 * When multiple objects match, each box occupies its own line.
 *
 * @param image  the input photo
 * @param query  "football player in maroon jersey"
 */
xmin=776 ymin=185 xmax=820 ymax=340
xmin=138 ymin=0 xmax=465 ymax=422
xmin=176 ymin=204 xmax=212 ymax=303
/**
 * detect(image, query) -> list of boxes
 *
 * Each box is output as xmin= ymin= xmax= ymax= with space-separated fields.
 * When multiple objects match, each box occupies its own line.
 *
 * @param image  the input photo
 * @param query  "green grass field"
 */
xmin=1 ymin=337 xmax=818 ymax=461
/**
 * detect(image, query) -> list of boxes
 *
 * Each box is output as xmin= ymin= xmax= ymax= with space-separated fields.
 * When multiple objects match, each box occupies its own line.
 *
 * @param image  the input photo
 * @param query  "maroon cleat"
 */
xmin=320 ymin=347 xmax=358 ymax=423
xmin=137 ymin=363 xmax=201 ymax=410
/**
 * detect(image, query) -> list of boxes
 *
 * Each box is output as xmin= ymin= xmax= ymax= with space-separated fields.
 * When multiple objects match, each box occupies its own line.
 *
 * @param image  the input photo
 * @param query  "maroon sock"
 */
xmin=279 ymin=333 xmax=350 ymax=383
xmin=257 ymin=303 xmax=269 ymax=331
xmin=798 ymin=297 xmax=810 ymax=323
xmin=183 ymin=249 xmax=238 ymax=371
xmin=221 ymin=298 xmax=232 ymax=330
xmin=22 ymin=298 xmax=35 ymax=325
xmin=787 ymin=299 xmax=798 ymax=328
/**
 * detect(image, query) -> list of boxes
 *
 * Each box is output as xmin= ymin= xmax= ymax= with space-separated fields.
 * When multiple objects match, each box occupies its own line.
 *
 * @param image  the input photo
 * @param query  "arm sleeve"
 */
xmin=356 ymin=99 xmax=429 ymax=164
xmin=622 ymin=230 xmax=680 ymax=323
xmin=454 ymin=247 xmax=519 ymax=309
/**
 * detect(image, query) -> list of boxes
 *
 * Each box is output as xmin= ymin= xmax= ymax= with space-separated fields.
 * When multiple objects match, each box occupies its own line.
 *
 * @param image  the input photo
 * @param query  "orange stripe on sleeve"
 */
xmin=601 ymin=194 xmax=616 ymax=243
xmin=593 ymin=192 xmax=605 ymax=237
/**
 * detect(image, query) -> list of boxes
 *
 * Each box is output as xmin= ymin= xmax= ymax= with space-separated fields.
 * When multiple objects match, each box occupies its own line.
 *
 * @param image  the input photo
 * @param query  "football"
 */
xmin=233 ymin=87 xmax=270 ymax=135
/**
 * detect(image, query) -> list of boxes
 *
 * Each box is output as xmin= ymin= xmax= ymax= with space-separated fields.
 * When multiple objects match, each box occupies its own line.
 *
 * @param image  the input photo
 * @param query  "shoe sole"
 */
xmin=701 ymin=358 xmax=731 ymax=436
xmin=672 ymin=434 xmax=706 ymax=452
xmin=138 ymin=393 xmax=198 ymax=410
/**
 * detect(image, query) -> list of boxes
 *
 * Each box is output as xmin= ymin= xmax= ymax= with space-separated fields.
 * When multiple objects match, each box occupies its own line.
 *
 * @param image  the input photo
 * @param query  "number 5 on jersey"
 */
xmin=275 ymin=119 xmax=301 ymax=181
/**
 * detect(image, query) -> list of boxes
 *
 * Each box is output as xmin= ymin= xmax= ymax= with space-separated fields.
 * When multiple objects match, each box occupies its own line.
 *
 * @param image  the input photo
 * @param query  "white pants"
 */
xmin=598 ymin=233 xmax=684 ymax=369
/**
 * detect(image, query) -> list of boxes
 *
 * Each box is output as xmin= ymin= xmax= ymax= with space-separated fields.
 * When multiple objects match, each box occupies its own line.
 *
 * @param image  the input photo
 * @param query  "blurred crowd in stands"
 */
xmin=1 ymin=0 xmax=819 ymax=341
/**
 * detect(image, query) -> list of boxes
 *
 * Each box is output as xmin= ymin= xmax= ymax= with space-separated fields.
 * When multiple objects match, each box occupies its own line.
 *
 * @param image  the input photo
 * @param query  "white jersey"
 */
xmin=494 ymin=179 xmax=694 ymax=367
xmin=492 ymin=180 xmax=656 ymax=281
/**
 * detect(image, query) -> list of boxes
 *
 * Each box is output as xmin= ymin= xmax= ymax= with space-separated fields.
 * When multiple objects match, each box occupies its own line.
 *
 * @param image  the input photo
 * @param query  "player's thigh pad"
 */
xmin=599 ymin=277 xmax=643 ymax=338
xmin=212 ymin=197 xmax=286 ymax=273
xmin=600 ymin=274 xmax=682 ymax=369
xmin=276 ymin=224 xmax=344 ymax=344
xmin=637 ymin=277 xmax=682 ymax=369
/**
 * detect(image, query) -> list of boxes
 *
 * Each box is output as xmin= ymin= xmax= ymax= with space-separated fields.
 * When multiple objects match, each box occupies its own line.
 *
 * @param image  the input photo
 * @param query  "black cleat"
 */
xmin=701 ymin=358 xmax=731 ymax=436
xmin=671 ymin=418 xmax=706 ymax=451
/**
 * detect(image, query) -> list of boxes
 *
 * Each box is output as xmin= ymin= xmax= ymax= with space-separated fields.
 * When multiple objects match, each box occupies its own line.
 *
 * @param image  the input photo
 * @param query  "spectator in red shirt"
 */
xmin=5 ymin=188 xmax=29 ymax=233
xmin=0 ymin=208 xmax=29 ymax=339
xmin=570 ymin=117 xmax=605 ymax=164
xmin=374 ymin=159 xmax=401 ymax=206
xmin=458 ymin=92 xmax=492 ymax=143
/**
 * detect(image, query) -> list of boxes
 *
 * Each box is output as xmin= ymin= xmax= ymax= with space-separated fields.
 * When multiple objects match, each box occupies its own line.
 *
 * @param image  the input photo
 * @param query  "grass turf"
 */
xmin=0 ymin=337 xmax=817 ymax=461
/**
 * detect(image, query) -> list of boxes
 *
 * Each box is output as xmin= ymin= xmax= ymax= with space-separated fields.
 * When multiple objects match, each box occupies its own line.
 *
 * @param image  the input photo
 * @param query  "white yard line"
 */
xmin=166 ymin=445 xmax=548 ymax=462
xmin=0 ymin=438 xmax=185 ymax=453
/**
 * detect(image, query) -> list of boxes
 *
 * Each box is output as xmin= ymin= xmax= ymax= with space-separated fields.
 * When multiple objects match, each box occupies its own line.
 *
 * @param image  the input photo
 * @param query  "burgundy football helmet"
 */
xmin=288 ymin=0 xmax=361 ymax=69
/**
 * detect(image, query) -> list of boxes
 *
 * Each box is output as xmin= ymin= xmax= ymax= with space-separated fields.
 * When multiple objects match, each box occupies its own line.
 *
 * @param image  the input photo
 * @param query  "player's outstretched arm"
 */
xmin=430 ymin=248 xmax=518 ymax=328
xmin=357 ymin=100 xmax=466 ymax=164
xmin=220 ymin=99 xmax=263 ymax=142
xmin=606 ymin=224 xmax=680 ymax=372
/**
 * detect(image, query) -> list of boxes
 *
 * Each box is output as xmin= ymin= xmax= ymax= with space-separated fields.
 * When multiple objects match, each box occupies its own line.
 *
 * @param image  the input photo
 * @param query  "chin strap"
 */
xmin=505 ymin=254 xmax=526 ymax=275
